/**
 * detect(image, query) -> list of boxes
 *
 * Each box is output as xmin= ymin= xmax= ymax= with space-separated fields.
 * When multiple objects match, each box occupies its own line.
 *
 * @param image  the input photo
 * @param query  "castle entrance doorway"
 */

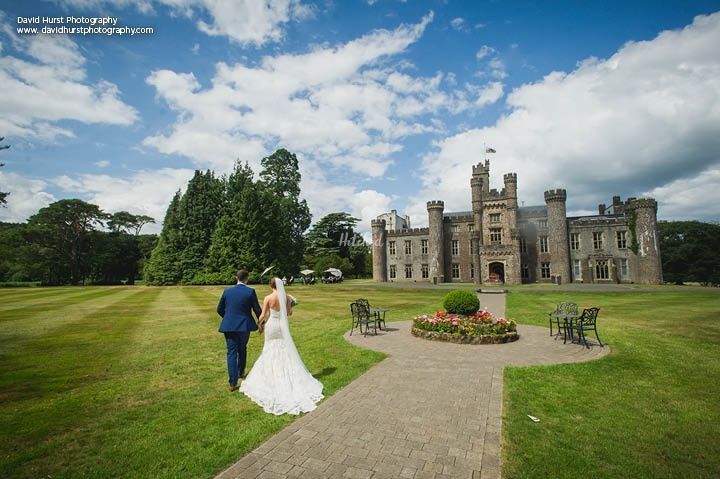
xmin=488 ymin=262 xmax=505 ymax=283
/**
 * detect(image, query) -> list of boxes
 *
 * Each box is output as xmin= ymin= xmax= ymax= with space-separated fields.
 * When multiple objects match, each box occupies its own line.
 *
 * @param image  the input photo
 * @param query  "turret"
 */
xmin=371 ymin=219 xmax=387 ymax=282
xmin=472 ymin=160 xmax=490 ymax=195
xmin=503 ymin=172 xmax=518 ymax=208
xmin=626 ymin=198 xmax=662 ymax=284
xmin=544 ymin=189 xmax=571 ymax=283
xmin=427 ymin=201 xmax=445 ymax=283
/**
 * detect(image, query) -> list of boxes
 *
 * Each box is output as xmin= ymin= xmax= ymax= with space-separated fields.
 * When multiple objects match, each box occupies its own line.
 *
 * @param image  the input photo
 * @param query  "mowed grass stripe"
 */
xmin=0 ymin=286 xmax=127 ymax=322
xmin=0 ymin=288 xmax=163 ymax=477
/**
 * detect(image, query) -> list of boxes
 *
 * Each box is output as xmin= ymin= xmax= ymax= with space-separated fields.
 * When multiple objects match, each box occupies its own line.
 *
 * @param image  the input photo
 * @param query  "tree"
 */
xmin=144 ymin=191 xmax=183 ymax=285
xmin=304 ymin=212 xmax=370 ymax=277
xmin=0 ymin=136 xmax=9 ymax=206
xmin=26 ymin=199 xmax=109 ymax=285
xmin=108 ymin=211 xmax=155 ymax=235
xmin=176 ymin=170 xmax=225 ymax=283
xmin=258 ymin=149 xmax=311 ymax=275
xmin=658 ymin=220 xmax=720 ymax=286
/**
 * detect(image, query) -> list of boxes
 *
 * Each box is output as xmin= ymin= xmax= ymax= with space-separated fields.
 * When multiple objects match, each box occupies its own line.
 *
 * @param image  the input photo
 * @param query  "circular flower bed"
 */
xmin=412 ymin=309 xmax=519 ymax=344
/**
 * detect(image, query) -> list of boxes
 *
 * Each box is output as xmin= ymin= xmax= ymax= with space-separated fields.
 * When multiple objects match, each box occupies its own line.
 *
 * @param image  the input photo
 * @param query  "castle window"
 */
xmin=405 ymin=265 xmax=413 ymax=279
xmin=538 ymin=219 xmax=548 ymax=229
xmin=451 ymin=240 xmax=459 ymax=255
xmin=573 ymin=259 xmax=582 ymax=280
xmin=539 ymin=236 xmax=549 ymax=253
xmin=389 ymin=241 xmax=396 ymax=255
xmin=468 ymin=224 xmax=474 ymax=232
xmin=489 ymin=213 xmax=501 ymax=223
xmin=451 ymin=224 xmax=459 ymax=233
xmin=620 ymin=258 xmax=629 ymax=279
xmin=421 ymin=264 xmax=429 ymax=279
xmin=521 ymin=264 xmax=529 ymax=279
xmin=570 ymin=233 xmax=580 ymax=250
xmin=451 ymin=263 xmax=460 ymax=279
xmin=470 ymin=263 xmax=475 ymax=279
xmin=595 ymin=260 xmax=609 ymax=280
xmin=421 ymin=239 xmax=428 ymax=255
xmin=519 ymin=238 xmax=527 ymax=253
xmin=490 ymin=228 xmax=502 ymax=244
xmin=593 ymin=232 xmax=603 ymax=250
xmin=617 ymin=231 xmax=628 ymax=249
xmin=404 ymin=240 xmax=412 ymax=255
xmin=389 ymin=265 xmax=396 ymax=279
xmin=541 ymin=262 xmax=551 ymax=279
xmin=470 ymin=240 xmax=475 ymax=255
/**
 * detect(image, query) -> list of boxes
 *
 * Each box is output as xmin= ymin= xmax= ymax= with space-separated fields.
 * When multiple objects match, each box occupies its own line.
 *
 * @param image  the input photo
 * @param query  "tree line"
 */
xmin=143 ymin=149 xmax=371 ymax=285
xmin=0 ymin=203 xmax=156 ymax=285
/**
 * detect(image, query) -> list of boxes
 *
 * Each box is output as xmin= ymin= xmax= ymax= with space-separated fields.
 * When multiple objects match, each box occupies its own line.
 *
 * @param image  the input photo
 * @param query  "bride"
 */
xmin=239 ymin=277 xmax=324 ymax=415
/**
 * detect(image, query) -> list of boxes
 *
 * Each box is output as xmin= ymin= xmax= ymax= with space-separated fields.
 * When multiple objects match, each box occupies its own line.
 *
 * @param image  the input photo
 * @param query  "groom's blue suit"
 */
xmin=217 ymin=283 xmax=262 ymax=388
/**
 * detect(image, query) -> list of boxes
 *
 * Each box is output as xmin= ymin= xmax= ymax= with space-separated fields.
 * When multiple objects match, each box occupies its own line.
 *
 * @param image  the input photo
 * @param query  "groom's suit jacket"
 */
xmin=217 ymin=283 xmax=262 ymax=333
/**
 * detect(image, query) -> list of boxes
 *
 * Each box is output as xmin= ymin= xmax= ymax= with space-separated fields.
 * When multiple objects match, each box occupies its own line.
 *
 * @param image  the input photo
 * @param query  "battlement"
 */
xmin=626 ymin=197 xmax=657 ymax=210
xmin=544 ymin=189 xmax=567 ymax=203
xmin=445 ymin=214 xmax=474 ymax=222
xmin=371 ymin=219 xmax=386 ymax=228
xmin=388 ymin=227 xmax=430 ymax=237
xmin=470 ymin=176 xmax=484 ymax=187
xmin=472 ymin=160 xmax=490 ymax=176
xmin=427 ymin=200 xmax=445 ymax=210
xmin=503 ymin=172 xmax=517 ymax=183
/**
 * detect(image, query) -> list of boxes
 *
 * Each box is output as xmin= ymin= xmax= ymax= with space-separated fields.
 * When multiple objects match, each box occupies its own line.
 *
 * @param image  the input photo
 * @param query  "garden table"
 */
xmin=370 ymin=307 xmax=388 ymax=330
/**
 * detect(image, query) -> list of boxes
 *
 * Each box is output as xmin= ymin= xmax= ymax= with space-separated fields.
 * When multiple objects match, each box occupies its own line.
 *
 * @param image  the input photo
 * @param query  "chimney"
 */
xmin=598 ymin=203 xmax=606 ymax=215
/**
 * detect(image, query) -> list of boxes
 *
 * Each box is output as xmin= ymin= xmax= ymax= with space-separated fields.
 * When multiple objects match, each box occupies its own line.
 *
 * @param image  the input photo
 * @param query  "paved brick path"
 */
xmin=217 ymin=300 xmax=607 ymax=479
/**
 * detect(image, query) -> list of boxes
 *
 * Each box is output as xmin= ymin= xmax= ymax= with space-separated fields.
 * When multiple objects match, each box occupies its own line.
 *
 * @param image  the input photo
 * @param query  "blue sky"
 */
xmin=1 ymin=0 xmax=719 ymax=234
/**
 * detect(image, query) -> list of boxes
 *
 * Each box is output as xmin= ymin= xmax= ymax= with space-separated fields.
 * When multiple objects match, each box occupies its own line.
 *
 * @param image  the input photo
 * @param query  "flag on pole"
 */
xmin=485 ymin=147 xmax=496 ymax=153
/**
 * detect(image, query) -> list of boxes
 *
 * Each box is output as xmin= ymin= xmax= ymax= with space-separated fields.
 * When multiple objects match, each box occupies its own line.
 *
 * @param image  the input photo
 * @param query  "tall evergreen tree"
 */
xmin=176 ymin=170 xmax=225 ymax=283
xmin=144 ymin=191 xmax=183 ymax=285
xmin=202 ymin=162 xmax=256 ymax=283
xmin=258 ymin=149 xmax=311 ymax=275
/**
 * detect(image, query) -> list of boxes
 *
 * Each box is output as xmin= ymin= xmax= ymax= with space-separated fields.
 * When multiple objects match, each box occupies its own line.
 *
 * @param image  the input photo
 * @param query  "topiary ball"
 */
xmin=443 ymin=290 xmax=480 ymax=316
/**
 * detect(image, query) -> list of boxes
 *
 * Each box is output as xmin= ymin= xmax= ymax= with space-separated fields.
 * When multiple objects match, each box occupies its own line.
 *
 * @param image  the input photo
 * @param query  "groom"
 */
xmin=217 ymin=269 xmax=262 ymax=392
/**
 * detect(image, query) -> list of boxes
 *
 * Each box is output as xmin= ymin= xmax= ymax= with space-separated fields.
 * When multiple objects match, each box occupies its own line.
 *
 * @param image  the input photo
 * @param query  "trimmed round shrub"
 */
xmin=442 ymin=290 xmax=480 ymax=315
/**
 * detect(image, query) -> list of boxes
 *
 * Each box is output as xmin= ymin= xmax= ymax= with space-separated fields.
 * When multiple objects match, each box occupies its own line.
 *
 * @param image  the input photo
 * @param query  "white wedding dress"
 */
xmin=239 ymin=279 xmax=323 ymax=415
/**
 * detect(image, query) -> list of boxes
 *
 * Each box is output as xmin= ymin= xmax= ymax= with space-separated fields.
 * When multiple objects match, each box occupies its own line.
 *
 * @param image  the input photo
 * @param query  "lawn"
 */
xmin=1 ymin=285 xmax=719 ymax=478
xmin=503 ymin=289 xmax=720 ymax=478
xmin=0 ymin=284 xmax=445 ymax=478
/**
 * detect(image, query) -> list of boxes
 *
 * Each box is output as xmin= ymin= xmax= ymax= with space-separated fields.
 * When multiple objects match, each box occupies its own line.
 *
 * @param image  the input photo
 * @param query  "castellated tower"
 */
xmin=626 ymin=198 xmax=663 ymax=284
xmin=427 ymin=200 xmax=445 ymax=283
xmin=470 ymin=176 xmax=483 ymax=284
xmin=544 ymin=189 xmax=571 ymax=283
xmin=371 ymin=219 xmax=387 ymax=282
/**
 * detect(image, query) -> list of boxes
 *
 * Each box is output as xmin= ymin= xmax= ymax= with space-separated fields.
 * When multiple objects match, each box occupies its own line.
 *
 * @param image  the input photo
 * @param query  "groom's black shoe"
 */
xmin=227 ymin=385 xmax=239 ymax=392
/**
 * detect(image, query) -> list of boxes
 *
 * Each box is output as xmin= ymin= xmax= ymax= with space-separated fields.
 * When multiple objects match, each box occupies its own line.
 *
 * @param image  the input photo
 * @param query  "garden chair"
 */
xmin=548 ymin=301 xmax=578 ymax=338
xmin=565 ymin=307 xmax=603 ymax=348
xmin=357 ymin=298 xmax=387 ymax=330
xmin=350 ymin=301 xmax=377 ymax=336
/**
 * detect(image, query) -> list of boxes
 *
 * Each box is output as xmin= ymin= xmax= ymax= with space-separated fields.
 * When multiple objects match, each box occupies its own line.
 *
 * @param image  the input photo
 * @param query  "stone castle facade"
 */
xmin=371 ymin=161 xmax=663 ymax=285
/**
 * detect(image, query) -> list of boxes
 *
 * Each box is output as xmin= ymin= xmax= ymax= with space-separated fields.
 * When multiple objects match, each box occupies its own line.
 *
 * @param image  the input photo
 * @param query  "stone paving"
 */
xmin=217 ymin=296 xmax=607 ymax=479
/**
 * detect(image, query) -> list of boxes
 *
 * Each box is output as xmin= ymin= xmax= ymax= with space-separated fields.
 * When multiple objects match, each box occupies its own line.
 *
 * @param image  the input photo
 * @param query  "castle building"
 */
xmin=371 ymin=161 xmax=663 ymax=285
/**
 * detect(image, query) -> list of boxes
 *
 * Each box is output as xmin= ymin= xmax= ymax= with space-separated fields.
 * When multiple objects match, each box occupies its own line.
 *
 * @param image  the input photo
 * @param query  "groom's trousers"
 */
xmin=224 ymin=332 xmax=251 ymax=387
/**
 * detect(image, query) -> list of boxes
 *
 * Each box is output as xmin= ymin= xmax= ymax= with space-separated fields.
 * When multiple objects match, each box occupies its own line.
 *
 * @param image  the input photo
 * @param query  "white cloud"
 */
xmin=0 ymin=18 xmax=138 ymax=140
xmin=0 ymin=171 xmax=55 ymax=222
xmin=450 ymin=18 xmax=465 ymax=31
xmin=59 ymin=0 xmax=313 ymax=47
xmin=142 ymin=13 xmax=502 ymax=230
xmin=642 ymin=166 xmax=720 ymax=221
xmin=417 ymin=12 xmax=720 ymax=222
xmin=476 ymin=45 xmax=495 ymax=60
xmin=94 ymin=160 xmax=111 ymax=168
xmin=53 ymin=168 xmax=196 ymax=232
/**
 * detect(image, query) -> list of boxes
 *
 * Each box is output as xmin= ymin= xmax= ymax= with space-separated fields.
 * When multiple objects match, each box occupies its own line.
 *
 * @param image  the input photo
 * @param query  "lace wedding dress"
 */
xmin=239 ymin=279 xmax=323 ymax=415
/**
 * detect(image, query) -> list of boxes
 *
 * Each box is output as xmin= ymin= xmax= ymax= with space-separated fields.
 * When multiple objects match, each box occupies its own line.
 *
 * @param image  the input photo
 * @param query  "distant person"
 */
xmin=240 ymin=277 xmax=323 ymax=415
xmin=216 ymin=269 xmax=262 ymax=392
